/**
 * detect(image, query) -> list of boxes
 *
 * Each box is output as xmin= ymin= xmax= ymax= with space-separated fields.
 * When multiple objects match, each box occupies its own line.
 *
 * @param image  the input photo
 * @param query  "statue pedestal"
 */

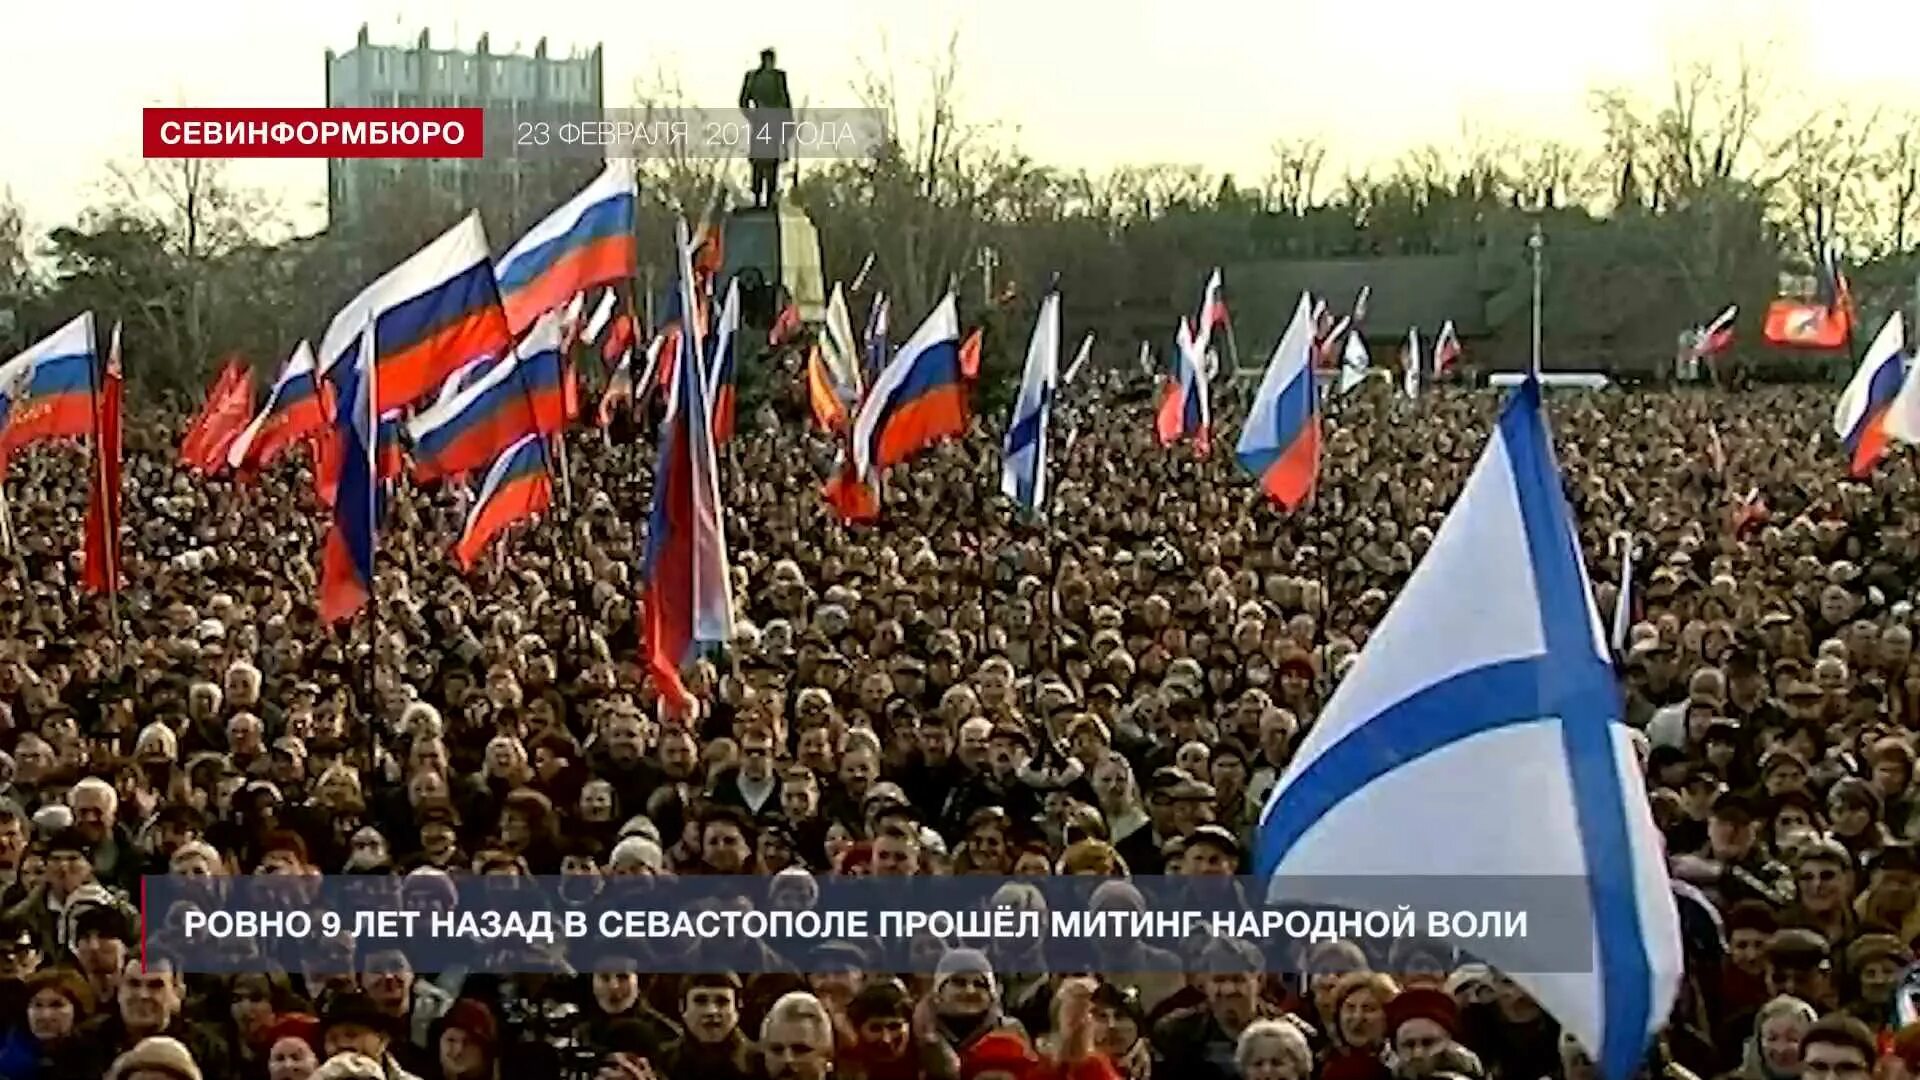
xmin=721 ymin=203 xmax=827 ymax=325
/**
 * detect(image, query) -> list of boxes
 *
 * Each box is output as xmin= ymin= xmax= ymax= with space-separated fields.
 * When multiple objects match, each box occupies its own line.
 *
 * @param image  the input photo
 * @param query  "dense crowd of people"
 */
xmin=0 ymin=356 xmax=1912 ymax=1080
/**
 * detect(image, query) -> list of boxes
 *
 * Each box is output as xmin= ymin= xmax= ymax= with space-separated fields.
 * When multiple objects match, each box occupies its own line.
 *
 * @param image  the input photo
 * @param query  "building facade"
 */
xmin=324 ymin=25 xmax=603 ymax=237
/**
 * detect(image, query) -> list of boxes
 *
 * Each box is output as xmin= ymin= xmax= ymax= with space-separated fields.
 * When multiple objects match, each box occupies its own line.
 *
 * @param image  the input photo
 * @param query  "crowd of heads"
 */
xmin=0 ymin=366 xmax=1914 ymax=1080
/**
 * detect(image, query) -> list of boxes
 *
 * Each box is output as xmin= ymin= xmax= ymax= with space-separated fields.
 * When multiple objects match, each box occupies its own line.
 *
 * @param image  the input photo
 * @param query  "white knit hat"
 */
xmin=107 ymin=1036 xmax=203 ymax=1080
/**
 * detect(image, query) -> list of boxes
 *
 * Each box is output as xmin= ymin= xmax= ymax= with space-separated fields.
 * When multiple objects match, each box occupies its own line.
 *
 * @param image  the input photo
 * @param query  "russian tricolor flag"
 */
xmin=407 ymin=311 xmax=566 ymax=483
xmin=495 ymin=163 xmax=638 ymax=336
xmin=706 ymin=278 xmax=742 ymax=446
xmin=228 ymin=342 xmax=330 ymax=475
xmin=641 ymin=220 xmax=735 ymax=709
xmin=1154 ymin=317 xmax=1211 ymax=454
xmin=318 ymin=212 xmax=512 ymax=412
xmin=851 ymin=294 xmax=967 ymax=480
xmin=1196 ymin=267 xmax=1228 ymax=347
xmin=454 ymin=434 xmax=552 ymax=571
xmin=318 ymin=319 xmax=380 ymax=624
xmin=0 ymin=312 xmax=99 ymax=471
xmin=1834 ymin=312 xmax=1907 ymax=478
xmin=1236 ymin=294 xmax=1319 ymax=511
xmin=1000 ymin=290 xmax=1060 ymax=514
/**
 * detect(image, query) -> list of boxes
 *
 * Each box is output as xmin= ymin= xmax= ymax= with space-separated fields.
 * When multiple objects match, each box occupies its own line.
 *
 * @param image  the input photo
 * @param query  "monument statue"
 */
xmin=739 ymin=48 xmax=792 ymax=209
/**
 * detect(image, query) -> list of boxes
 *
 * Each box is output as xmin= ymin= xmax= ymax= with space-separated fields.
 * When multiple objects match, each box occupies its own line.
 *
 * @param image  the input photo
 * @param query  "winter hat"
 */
xmin=310 ymin=1053 xmax=387 ymax=1080
xmin=1386 ymin=987 xmax=1462 ymax=1041
xmin=934 ymin=947 xmax=997 ymax=997
xmin=107 ymin=1036 xmax=204 ymax=1080
xmin=436 ymin=998 xmax=498 ymax=1052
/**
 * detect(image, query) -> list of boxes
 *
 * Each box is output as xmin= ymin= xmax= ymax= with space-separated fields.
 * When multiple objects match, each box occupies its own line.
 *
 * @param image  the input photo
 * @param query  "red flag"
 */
xmin=563 ymin=356 xmax=582 ymax=422
xmin=959 ymin=327 xmax=983 ymax=381
xmin=806 ymin=344 xmax=849 ymax=433
xmin=602 ymin=310 xmax=635 ymax=365
xmin=81 ymin=324 xmax=124 ymax=595
xmin=178 ymin=358 xmax=255 ymax=473
xmin=770 ymin=301 xmax=803 ymax=347
xmin=1764 ymin=260 xmax=1853 ymax=349
xmin=823 ymin=455 xmax=879 ymax=523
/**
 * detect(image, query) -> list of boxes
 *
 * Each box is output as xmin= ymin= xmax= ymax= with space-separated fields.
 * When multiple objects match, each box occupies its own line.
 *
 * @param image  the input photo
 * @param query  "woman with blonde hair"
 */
xmin=1719 ymin=995 xmax=1816 ymax=1080
xmin=1091 ymin=753 xmax=1149 ymax=848
xmin=1238 ymin=1018 xmax=1316 ymax=1080
xmin=1323 ymin=972 xmax=1401 ymax=1080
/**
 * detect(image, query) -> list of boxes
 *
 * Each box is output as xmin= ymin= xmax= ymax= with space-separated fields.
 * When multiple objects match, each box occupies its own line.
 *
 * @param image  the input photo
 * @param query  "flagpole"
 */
xmin=85 ymin=320 xmax=122 ymax=641
xmin=1529 ymin=224 xmax=1545 ymax=379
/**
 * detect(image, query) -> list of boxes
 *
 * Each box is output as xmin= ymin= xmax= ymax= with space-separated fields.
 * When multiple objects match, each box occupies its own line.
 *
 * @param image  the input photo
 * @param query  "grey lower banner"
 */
xmin=141 ymin=874 xmax=1594 ymax=975
xmin=484 ymin=107 xmax=888 ymax=161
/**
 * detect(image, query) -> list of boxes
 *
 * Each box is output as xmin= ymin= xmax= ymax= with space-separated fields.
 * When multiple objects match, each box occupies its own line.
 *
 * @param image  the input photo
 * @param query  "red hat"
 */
xmin=262 ymin=1013 xmax=319 ymax=1051
xmin=1385 ymin=988 xmax=1460 ymax=1041
xmin=962 ymin=1032 xmax=1038 ymax=1080
xmin=439 ymin=998 xmax=498 ymax=1050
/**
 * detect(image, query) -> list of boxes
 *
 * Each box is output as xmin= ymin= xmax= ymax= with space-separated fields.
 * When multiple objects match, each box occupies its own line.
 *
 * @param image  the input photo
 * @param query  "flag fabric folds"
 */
xmin=1834 ymin=313 xmax=1906 ymax=478
xmin=817 ymin=284 xmax=865 ymax=413
xmin=494 ymin=162 xmax=638 ymax=335
xmin=598 ymin=343 xmax=637 ymax=428
xmin=1764 ymin=253 xmax=1853 ymax=349
xmin=770 ymin=299 xmax=803 ymax=347
xmin=228 ymin=342 xmax=330 ymax=475
xmin=806 ymin=344 xmax=851 ymax=434
xmin=1695 ymin=305 xmax=1737 ymax=359
xmin=822 ymin=444 xmax=881 ymax=524
xmin=864 ymin=294 xmax=892 ymax=381
xmin=0 ymin=312 xmax=98 ymax=471
xmin=407 ymin=311 xmax=567 ymax=483
xmin=1433 ymin=320 xmax=1463 ymax=379
xmin=1196 ymin=268 xmax=1228 ymax=344
xmin=81 ymin=322 xmax=124 ymax=596
xmin=641 ymin=220 xmax=736 ymax=710
xmin=1253 ymin=379 xmax=1682 ymax=1080
xmin=1062 ymin=332 xmax=1094 ymax=386
xmin=1001 ymin=291 xmax=1061 ymax=514
xmin=1155 ymin=318 xmax=1211 ymax=454
xmin=851 ymin=294 xmax=967 ymax=480
xmin=317 ymin=212 xmax=512 ymax=412
xmin=178 ymin=357 xmax=255 ymax=474
xmin=1401 ymin=327 xmax=1422 ymax=400
xmin=318 ymin=319 xmax=381 ymax=624
xmin=1236 ymin=294 xmax=1319 ymax=510
xmin=706 ymin=279 xmax=743 ymax=446
xmin=454 ymin=434 xmax=552 ymax=571
xmin=958 ymin=326 xmax=984 ymax=381
xmin=1338 ymin=331 xmax=1371 ymax=397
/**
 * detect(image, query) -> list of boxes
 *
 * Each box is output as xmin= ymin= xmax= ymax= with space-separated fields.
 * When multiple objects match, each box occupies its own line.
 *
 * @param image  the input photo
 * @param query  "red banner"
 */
xmin=144 ymin=108 xmax=484 ymax=159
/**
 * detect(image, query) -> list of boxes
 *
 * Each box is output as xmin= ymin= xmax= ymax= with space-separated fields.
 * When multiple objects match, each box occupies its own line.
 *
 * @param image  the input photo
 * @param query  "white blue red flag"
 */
xmin=1235 ymin=294 xmax=1319 ymax=510
xmin=641 ymin=219 xmax=736 ymax=710
xmin=494 ymin=162 xmax=637 ymax=335
xmin=1253 ymin=378 xmax=1682 ymax=1080
xmin=0 ymin=312 xmax=98 ymax=471
xmin=852 ymin=295 xmax=966 ymax=480
xmin=318 ymin=319 xmax=380 ymax=624
xmin=1154 ymin=318 xmax=1211 ymax=454
xmin=1001 ymin=290 xmax=1061 ymax=514
xmin=317 ymin=212 xmax=512 ymax=412
xmin=407 ymin=311 xmax=567 ymax=483
xmin=1834 ymin=312 xmax=1907 ymax=478
xmin=454 ymin=434 xmax=552 ymax=571
xmin=706 ymin=278 xmax=743 ymax=446
xmin=228 ymin=342 xmax=329 ymax=474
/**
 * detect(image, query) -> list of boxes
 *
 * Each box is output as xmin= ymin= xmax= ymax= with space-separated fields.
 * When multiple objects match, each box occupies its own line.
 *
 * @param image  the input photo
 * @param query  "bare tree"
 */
xmin=1775 ymin=111 xmax=1883 ymax=264
xmin=1265 ymin=138 xmax=1327 ymax=215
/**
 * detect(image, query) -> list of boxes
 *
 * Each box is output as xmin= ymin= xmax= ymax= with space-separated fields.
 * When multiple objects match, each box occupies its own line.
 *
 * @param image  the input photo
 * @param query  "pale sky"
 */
xmin=5 ymin=0 xmax=1917 ymax=238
